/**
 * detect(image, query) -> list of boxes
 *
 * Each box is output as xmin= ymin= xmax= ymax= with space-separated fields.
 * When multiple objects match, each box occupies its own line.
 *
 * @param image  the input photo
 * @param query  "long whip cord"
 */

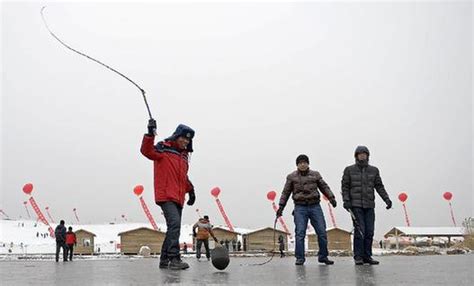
xmin=40 ymin=6 xmax=153 ymax=119
xmin=240 ymin=217 xmax=279 ymax=266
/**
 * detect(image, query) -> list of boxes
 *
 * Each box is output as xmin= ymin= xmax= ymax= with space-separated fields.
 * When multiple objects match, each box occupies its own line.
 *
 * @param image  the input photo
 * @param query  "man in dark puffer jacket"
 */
xmin=341 ymin=146 xmax=392 ymax=265
xmin=277 ymin=154 xmax=337 ymax=265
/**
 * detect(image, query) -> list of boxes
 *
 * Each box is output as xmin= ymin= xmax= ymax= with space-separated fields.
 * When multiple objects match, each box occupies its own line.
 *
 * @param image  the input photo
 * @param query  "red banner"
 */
xmin=215 ymin=198 xmax=234 ymax=232
xmin=402 ymin=203 xmax=411 ymax=227
xmin=139 ymin=196 xmax=158 ymax=230
xmin=29 ymin=197 xmax=55 ymax=238
xmin=272 ymin=202 xmax=291 ymax=237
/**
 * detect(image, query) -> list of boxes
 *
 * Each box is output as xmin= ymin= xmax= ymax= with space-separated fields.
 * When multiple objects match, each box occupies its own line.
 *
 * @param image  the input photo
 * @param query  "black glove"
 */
xmin=192 ymin=232 xmax=196 ymax=238
xmin=330 ymin=198 xmax=337 ymax=208
xmin=147 ymin=119 xmax=157 ymax=135
xmin=276 ymin=205 xmax=284 ymax=217
xmin=343 ymin=201 xmax=352 ymax=210
xmin=187 ymin=190 xmax=196 ymax=206
xmin=385 ymin=199 xmax=392 ymax=210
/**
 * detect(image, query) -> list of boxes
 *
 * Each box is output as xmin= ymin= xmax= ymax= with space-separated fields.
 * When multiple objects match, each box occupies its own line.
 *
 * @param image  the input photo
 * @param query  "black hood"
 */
xmin=354 ymin=146 xmax=370 ymax=157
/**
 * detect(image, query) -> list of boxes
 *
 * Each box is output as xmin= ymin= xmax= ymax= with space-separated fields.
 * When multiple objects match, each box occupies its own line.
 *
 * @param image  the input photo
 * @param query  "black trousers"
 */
xmin=196 ymin=239 xmax=210 ymax=259
xmin=66 ymin=244 xmax=74 ymax=261
xmin=56 ymin=241 xmax=67 ymax=262
xmin=159 ymin=202 xmax=183 ymax=262
xmin=352 ymin=207 xmax=375 ymax=259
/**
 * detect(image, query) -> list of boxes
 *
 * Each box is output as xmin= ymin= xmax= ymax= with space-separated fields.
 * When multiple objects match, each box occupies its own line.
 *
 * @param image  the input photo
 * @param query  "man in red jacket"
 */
xmin=65 ymin=226 xmax=77 ymax=261
xmin=141 ymin=119 xmax=196 ymax=270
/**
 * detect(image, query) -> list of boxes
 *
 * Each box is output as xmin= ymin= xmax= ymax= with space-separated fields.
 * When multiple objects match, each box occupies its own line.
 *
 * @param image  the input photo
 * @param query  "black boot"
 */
xmin=295 ymin=259 xmax=305 ymax=265
xmin=318 ymin=257 xmax=334 ymax=265
xmin=159 ymin=259 xmax=169 ymax=269
xmin=354 ymin=257 xmax=364 ymax=265
xmin=363 ymin=257 xmax=380 ymax=265
xmin=169 ymin=258 xmax=189 ymax=270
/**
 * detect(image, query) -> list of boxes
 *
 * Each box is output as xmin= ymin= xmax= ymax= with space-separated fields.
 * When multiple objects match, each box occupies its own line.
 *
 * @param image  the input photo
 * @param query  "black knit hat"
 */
xmin=296 ymin=154 xmax=309 ymax=165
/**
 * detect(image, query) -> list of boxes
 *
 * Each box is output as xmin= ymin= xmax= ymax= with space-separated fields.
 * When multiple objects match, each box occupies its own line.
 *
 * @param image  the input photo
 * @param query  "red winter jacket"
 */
xmin=66 ymin=232 xmax=76 ymax=245
xmin=140 ymin=134 xmax=193 ymax=207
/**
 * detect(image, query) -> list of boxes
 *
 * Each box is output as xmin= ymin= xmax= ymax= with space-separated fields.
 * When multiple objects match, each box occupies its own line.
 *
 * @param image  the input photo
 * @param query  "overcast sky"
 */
xmin=1 ymin=1 xmax=472 ymax=239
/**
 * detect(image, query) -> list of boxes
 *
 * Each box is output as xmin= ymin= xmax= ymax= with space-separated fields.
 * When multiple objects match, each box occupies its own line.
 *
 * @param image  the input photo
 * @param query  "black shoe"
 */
xmin=354 ymin=257 xmax=364 ymax=265
xmin=159 ymin=260 xmax=170 ymax=269
xmin=295 ymin=259 xmax=305 ymax=265
xmin=318 ymin=257 xmax=334 ymax=265
xmin=363 ymin=257 xmax=379 ymax=265
xmin=169 ymin=258 xmax=189 ymax=270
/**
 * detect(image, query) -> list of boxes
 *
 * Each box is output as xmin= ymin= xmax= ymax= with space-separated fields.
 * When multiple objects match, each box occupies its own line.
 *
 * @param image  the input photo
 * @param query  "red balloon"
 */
xmin=133 ymin=185 xmax=144 ymax=196
xmin=443 ymin=192 xmax=453 ymax=201
xmin=211 ymin=187 xmax=221 ymax=198
xmin=22 ymin=183 xmax=33 ymax=195
xmin=398 ymin=192 xmax=408 ymax=203
xmin=266 ymin=191 xmax=276 ymax=201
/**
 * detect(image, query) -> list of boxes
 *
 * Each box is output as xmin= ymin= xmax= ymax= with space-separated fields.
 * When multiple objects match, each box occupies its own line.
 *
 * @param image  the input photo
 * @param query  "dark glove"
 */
xmin=187 ymin=190 xmax=196 ymax=206
xmin=276 ymin=205 xmax=284 ymax=217
xmin=192 ymin=232 xmax=196 ymax=238
xmin=330 ymin=198 xmax=337 ymax=208
xmin=343 ymin=201 xmax=352 ymax=210
xmin=385 ymin=199 xmax=392 ymax=210
xmin=147 ymin=118 xmax=157 ymax=135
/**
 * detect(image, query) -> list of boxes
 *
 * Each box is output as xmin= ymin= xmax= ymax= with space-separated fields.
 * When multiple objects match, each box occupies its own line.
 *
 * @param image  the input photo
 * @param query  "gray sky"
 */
xmin=1 ymin=1 xmax=472 ymax=239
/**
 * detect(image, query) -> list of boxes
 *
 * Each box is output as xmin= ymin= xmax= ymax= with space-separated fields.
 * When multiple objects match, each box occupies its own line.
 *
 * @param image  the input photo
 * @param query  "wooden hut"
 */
xmin=384 ymin=226 xmax=465 ymax=250
xmin=74 ymin=229 xmax=96 ymax=255
xmin=118 ymin=227 xmax=166 ymax=255
xmin=243 ymin=227 xmax=289 ymax=252
xmin=308 ymin=227 xmax=351 ymax=251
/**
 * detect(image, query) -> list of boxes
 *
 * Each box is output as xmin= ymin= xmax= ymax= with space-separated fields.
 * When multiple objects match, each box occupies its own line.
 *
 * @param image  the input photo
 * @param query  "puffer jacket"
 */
xmin=279 ymin=169 xmax=335 ymax=209
xmin=141 ymin=135 xmax=193 ymax=207
xmin=341 ymin=163 xmax=390 ymax=208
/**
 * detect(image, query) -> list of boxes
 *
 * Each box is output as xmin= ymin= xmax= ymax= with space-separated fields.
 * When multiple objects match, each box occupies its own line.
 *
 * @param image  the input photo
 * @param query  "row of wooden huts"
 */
xmin=70 ymin=226 xmax=353 ymax=255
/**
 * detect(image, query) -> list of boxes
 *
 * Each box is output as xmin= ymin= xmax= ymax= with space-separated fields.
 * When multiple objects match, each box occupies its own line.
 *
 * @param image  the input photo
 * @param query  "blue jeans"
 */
xmin=294 ymin=204 xmax=328 ymax=261
xmin=351 ymin=207 xmax=375 ymax=259
xmin=159 ymin=202 xmax=183 ymax=262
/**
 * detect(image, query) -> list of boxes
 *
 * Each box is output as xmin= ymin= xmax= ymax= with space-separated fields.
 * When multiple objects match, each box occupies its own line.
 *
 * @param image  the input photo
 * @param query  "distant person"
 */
xmin=342 ymin=146 xmax=392 ymax=265
xmin=65 ymin=227 xmax=77 ymax=261
xmin=277 ymin=154 xmax=337 ymax=266
xmin=36 ymin=232 xmax=39 ymax=238
xmin=237 ymin=240 xmax=242 ymax=252
xmin=278 ymin=235 xmax=285 ymax=258
xmin=224 ymin=239 xmax=230 ymax=251
xmin=192 ymin=215 xmax=218 ymax=261
xmin=54 ymin=220 xmax=68 ymax=262
xmin=232 ymin=239 xmax=237 ymax=252
xmin=182 ymin=242 xmax=188 ymax=254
